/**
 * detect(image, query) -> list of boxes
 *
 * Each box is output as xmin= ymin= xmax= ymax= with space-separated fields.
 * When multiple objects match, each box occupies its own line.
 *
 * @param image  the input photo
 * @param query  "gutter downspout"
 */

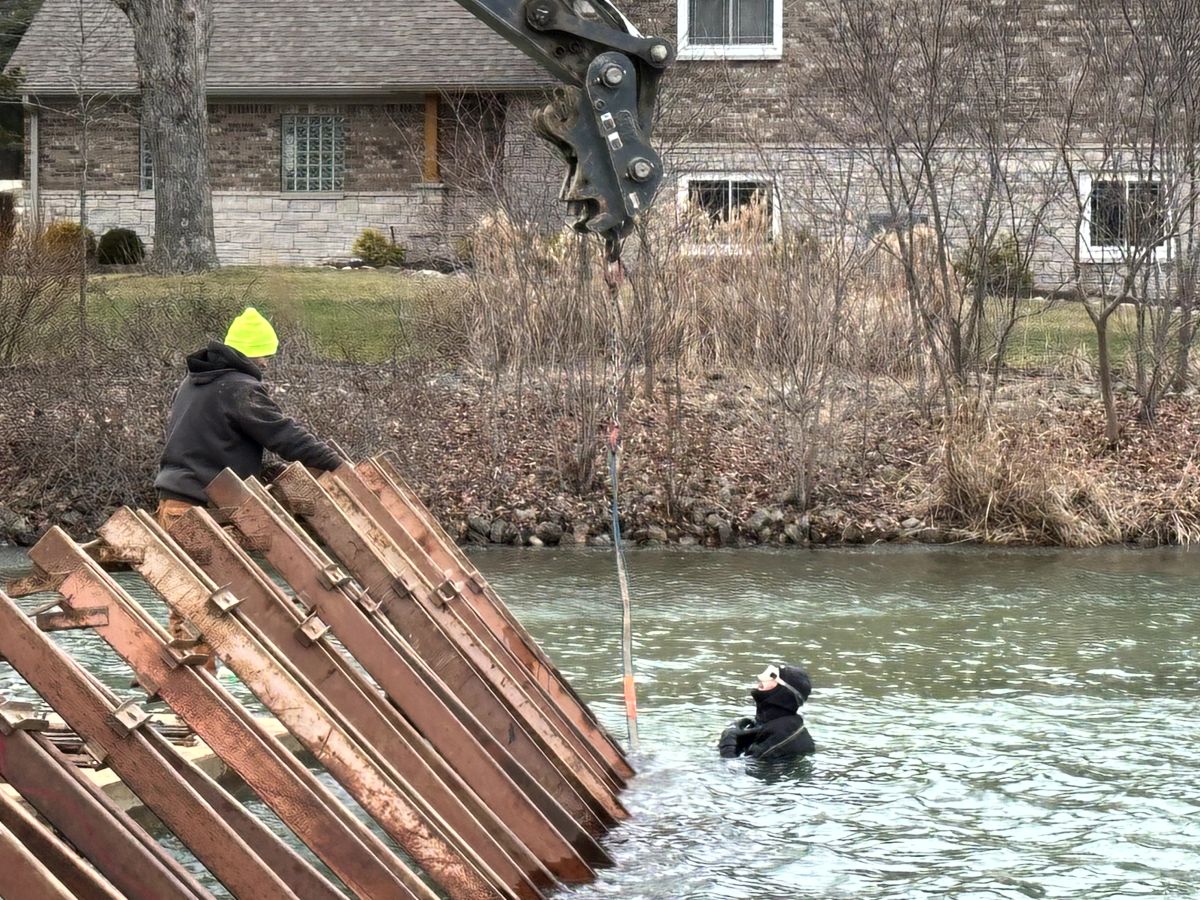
xmin=26 ymin=96 xmax=38 ymax=227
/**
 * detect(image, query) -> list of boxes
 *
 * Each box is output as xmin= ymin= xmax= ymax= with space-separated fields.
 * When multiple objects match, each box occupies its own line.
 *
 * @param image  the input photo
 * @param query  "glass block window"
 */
xmin=281 ymin=115 xmax=345 ymax=192
xmin=686 ymin=0 xmax=774 ymax=46
xmin=687 ymin=178 xmax=773 ymax=228
xmin=139 ymin=125 xmax=153 ymax=191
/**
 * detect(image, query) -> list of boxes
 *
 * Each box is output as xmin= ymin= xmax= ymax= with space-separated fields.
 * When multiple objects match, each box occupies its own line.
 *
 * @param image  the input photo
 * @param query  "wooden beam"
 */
xmin=424 ymin=93 xmax=440 ymax=183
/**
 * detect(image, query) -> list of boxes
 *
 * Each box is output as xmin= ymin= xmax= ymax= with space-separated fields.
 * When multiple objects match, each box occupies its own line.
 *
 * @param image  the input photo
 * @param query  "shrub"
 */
xmin=351 ymin=228 xmax=406 ymax=268
xmin=43 ymin=220 xmax=96 ymax=261
xmin=954 ymin=231 xmax=1033 ymax=298
xmin=97 ymin=228 xmax=146 ymax=265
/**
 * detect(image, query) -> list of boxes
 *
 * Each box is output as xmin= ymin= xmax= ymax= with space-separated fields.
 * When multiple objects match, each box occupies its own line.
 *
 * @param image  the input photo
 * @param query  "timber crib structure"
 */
xmin=0 ymin=455 xmax=634 ymax=899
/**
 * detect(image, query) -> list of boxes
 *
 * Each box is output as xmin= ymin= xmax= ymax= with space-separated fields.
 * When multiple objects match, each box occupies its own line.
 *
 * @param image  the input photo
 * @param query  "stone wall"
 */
xmin=37 ymin=186 xmax=470 ymax=264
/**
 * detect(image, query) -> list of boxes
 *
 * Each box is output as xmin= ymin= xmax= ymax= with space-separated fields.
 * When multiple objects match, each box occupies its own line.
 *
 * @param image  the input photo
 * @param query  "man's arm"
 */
xmin=235 ymin=382 xmax=345 ymax=471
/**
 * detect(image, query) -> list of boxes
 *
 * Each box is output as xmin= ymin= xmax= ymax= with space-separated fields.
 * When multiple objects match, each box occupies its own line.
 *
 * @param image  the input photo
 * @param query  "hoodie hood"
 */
xmin=186 ymin=341 xmax=263 ymax=386
xmin=752 ymin=683 xmax=800 ymax=723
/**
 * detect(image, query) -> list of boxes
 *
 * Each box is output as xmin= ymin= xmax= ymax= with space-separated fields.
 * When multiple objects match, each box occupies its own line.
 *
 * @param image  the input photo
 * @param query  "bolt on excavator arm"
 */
xmin=448 ymin=0 xmax=674 ymax=255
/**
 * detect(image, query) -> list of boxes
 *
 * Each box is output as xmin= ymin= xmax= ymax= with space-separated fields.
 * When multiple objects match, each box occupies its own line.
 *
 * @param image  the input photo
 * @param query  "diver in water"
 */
xmin=719 ymin=664 xmax=815 ymax=759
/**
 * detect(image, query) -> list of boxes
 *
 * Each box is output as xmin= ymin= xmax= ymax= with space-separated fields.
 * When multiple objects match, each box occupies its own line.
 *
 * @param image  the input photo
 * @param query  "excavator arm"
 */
xmin=448 ymin=0 xmax=674 ymax=256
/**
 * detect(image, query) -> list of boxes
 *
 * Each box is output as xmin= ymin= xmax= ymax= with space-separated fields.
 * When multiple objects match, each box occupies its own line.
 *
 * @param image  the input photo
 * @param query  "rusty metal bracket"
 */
xmin=434 ymin=579 xmax=461 ymax=607
xmin=0 ymin=701 xmax=49 ymax=735
xmin=394 ymin=572 xmax=421 ymax=598
xmin=208 ymin=587 xmax=242 ymax=615
xmin=296 ymin=613 xmax=331 ymax=647
xmin=342 ymin=578 xmax=384 ymax=613
xmin=161 ymin=621 xmax=210 ymax=670
xmin=107 ymin=699 xmax=151 ymax=738
xmin=36 ymin=606 xmax=110 ymax=632
xmin=318 ymin=564 xmax=352 ymax=590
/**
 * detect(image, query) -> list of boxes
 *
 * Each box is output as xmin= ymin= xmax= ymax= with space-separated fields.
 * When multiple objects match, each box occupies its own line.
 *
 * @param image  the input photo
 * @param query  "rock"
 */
xmin=717 ymin=522 xmax=734 ymax=547
xmin=514 ymin=508 xmax=538 ymax=525
xmin=646 ymin=525 xmax=668 ymax=544
xmin=842 ymin=523 xmax=865 ymax=544
xmin=588 ymin=534 xmax=612 ymax=547
xmin=60 ymin=510 xmax=83 ymax=528
xmin=467 ymin=515 xmax=491 ymax=538
xmin=13 ymin=529 xmax=38 ymax=548
xmin=746 ymin=509 xmax=771 ymax=532
xmin=318 ymin=256 xmax=363 ymax=268
xmin=678 ymin=535 xmax=699 ymax=547
xmin=901 ymin=517 xmax=921 ymax=530
xmin=917 ymin=527 xmax=947 ymax=544
xmin=784 ymin=523 xmax=806 ymax=544
xmin=489 ymin=519 xmax=517 ymax=545
xmin=757 ymin=527 xmax=773 ymax=544
xmin=527 ymin=535 xmax=545 ymax=548
xmin=535 ymin=521 xmax=563 ymax=545
xmin=572 ymin=523 xmax=590 ymax=544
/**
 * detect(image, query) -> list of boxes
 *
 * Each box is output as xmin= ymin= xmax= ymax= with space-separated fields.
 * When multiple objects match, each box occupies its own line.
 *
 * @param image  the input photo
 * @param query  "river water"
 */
xmin=2 ymin=544 xmax=1198 ymax=899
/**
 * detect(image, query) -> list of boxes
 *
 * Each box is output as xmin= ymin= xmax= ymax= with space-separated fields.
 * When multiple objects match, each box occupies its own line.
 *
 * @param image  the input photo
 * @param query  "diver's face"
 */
xmin=756 ymin=673 xmax=778 ymax=691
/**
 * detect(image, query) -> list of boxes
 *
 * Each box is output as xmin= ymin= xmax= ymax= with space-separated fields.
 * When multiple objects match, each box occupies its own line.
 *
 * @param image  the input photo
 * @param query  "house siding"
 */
xmin=30 ymin=96 xmax=502 ymax=263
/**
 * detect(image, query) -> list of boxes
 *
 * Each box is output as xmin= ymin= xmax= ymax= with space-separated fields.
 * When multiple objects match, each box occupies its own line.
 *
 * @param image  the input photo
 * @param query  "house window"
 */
xmin=680 ymin=175 xmax=778 ymax=246
xmin=139 ymin=125 xmax=153 ymax=192
xmin=1079 ymin=174 xmax=1168 ymax=262
xmin=678 ymin=0 xmax=783 ymax=60
xmin=281 ymin=115 xmax=345 ymax=192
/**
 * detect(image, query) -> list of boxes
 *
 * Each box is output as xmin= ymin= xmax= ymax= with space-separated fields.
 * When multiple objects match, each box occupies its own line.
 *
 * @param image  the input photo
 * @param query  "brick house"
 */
xmin=9 ymin=0 xmax=560 ymax=263
xmin=7 ymin=0 xmax=1180 ymax=283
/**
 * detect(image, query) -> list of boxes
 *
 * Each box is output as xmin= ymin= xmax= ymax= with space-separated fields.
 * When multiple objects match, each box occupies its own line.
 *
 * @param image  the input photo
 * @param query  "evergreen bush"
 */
xmin=351 ymin=228 xmax=406 ymax=268
xmin=954 ymin=232 xmax=1033 ymax=298
xmin=97 ymin=227 xmax=146 ymax=265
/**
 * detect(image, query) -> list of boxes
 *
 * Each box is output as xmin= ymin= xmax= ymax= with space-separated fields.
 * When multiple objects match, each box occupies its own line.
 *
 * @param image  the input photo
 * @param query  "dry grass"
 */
xmin=925 ymin=403 xmax=1123 ymax=546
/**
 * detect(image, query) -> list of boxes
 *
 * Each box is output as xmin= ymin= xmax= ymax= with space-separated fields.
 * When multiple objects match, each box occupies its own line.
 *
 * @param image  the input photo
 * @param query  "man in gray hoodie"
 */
xmin=153 ymin=307 xmax=344 ymax=670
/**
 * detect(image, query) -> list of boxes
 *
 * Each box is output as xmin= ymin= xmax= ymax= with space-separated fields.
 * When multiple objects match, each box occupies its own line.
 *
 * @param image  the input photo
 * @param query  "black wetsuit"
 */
xmin=719 ymin=669 xmax=815 ymax=759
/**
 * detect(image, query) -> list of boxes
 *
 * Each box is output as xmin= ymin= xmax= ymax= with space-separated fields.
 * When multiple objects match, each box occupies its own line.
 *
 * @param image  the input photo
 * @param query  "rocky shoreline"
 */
xmin=3 ymin=368 xmax=1198 ymax=552
xmin=457 ymin=506 xmax=963 ymax=550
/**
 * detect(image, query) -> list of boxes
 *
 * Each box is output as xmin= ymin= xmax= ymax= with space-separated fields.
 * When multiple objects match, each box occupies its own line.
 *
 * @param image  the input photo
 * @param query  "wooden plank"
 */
xmin=363 ymin=455 xmax=633 ymax=780
xmin=34 ymin=525 xmax=426 ymax=900
xmin=168 ymin=506 xmax=592 ymax=886
xmin=272 ymin=465 xmax=628 ymax=825
xmin=98 ymin=508 xmax=528 ymax=900
xmin=0 ymin=577 xmax=302 ymax=900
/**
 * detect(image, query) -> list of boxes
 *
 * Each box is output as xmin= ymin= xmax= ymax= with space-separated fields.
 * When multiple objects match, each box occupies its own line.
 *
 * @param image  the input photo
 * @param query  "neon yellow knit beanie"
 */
xmin=224 ymin=307 xmax=279 ymax=358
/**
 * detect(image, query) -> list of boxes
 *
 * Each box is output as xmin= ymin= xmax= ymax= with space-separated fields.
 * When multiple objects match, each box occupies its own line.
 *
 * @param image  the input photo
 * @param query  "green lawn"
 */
xmin=88 ymin=266 xmax=457 ymax=361
xmin=82 ymin=267 xmax=1133 ymax=372
xmin=989 ymin=299 xmax=1136 ymax=372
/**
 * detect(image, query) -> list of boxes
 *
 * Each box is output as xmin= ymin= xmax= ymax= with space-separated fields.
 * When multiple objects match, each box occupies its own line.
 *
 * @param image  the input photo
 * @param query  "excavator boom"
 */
xmin=448 ymin=0 xmax=674 ymax=254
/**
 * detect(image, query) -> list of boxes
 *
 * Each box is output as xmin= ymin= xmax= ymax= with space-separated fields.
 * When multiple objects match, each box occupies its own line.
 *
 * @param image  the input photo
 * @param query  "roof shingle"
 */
xmin=9 ymin=0 xmax=551 ymax=94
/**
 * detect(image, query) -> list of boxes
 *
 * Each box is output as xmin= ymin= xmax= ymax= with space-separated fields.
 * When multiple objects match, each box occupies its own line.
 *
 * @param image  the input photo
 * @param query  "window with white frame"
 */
xmin=281 ymin=115 xmax=345 ymax=192
xmin=1079 ymin=173 xmax=1168 ymax=261
xmin=680 ymin=175 xmax=777 ymax=241
xmin=139 ymin=124 xmax=153 ymax=192
xmin=678 ymin=0 xmax=783 ymax=60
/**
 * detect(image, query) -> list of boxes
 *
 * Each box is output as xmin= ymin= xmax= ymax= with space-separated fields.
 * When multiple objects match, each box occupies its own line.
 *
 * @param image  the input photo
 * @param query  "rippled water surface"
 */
xmin=3 ymin=544 xmax=1199 ymax=899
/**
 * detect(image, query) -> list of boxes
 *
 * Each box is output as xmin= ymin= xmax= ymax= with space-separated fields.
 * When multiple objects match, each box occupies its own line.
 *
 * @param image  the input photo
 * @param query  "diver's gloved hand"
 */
xmin=731 ymin=717 xmax=759 ymax=735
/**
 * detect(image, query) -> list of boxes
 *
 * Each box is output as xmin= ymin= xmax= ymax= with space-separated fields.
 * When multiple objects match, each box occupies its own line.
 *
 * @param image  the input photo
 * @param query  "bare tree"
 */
xmin=1046 ymin=0 xmax=1200 ymax=443
xmin=111 ymin=0 xmax=217 ymax=272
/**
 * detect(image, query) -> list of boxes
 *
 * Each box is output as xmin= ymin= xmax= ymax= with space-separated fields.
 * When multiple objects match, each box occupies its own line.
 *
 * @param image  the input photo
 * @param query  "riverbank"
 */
xmin=3 ymin=364 xmax=1197 ymax=550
